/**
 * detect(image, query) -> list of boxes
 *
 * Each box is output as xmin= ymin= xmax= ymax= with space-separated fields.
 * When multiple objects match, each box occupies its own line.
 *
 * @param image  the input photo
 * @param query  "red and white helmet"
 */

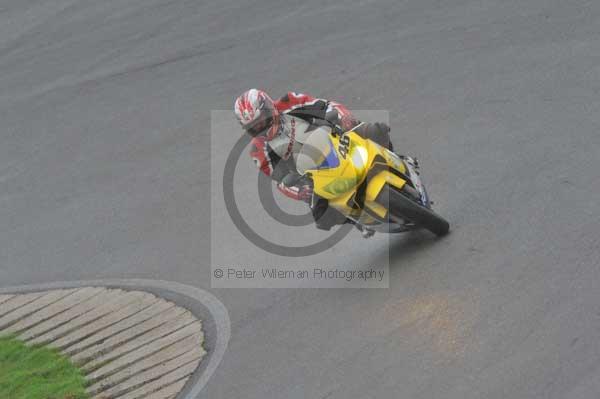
xmin=234 ymin=89 xmax=280 ymax=140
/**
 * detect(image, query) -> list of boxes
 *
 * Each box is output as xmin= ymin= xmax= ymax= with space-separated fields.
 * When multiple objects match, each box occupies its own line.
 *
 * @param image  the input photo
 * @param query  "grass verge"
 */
xmin=0 ymin=335 xmax=88 ymax=399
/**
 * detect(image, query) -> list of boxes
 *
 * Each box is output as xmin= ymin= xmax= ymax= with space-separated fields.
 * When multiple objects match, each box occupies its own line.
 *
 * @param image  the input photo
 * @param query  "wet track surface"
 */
xmin=1 ymin=0 xmax=600 ymax=398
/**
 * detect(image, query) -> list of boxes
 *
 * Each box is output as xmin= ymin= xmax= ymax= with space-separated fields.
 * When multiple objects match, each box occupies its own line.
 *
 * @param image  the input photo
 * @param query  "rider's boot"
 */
xmin=361 ymin=227 xmax=376 ymax=239
xmin=353 ymin=222 xmax=375 ymax=239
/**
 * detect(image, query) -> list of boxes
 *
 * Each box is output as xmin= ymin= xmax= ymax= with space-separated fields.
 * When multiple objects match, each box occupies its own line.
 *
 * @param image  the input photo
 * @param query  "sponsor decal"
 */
xmin=283 ymin=118 xmax=296 ymax=160
xmin=323 ymin=176 xmax=359 ymax=195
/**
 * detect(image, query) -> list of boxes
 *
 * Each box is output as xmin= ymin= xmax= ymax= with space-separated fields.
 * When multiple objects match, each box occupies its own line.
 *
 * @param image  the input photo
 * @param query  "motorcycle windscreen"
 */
xmin=296 ymin=129 xmax=340 ymax=174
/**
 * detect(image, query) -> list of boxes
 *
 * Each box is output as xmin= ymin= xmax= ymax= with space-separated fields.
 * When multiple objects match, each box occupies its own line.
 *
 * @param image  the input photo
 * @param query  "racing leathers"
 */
xmin=249 ymin=92 xmax=393 ymax=231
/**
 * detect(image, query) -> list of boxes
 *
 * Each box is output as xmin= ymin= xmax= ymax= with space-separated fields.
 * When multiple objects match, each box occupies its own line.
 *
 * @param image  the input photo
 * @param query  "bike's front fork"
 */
xmin=400 ymin=155 xmax=420 ymax=174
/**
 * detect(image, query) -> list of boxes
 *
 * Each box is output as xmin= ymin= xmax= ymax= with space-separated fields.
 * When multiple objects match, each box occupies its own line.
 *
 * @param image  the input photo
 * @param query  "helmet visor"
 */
xmin=244 ymin=115 xmax=275 ymax=137
xmin=242 ymin=103 xmax=276 ymax=137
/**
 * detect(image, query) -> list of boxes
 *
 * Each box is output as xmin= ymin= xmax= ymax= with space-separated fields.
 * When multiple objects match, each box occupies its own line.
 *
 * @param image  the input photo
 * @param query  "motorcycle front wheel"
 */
xmin=376 ymin=184 xmax=450 ymax=236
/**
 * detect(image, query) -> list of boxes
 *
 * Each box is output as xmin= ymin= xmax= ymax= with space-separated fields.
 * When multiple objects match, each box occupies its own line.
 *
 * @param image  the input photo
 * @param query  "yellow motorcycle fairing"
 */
xmin=296 ymin=128 xmax=409 ymax=225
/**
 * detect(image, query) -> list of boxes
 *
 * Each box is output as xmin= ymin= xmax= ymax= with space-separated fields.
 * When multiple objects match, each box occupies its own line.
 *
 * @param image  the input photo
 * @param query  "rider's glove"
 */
xmin=298 ymin=184 xmax=313 ymax=202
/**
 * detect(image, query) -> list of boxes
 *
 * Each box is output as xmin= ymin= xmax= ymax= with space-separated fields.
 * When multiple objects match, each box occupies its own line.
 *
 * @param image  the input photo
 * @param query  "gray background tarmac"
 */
xmin=1 ymin=0 xmax=600 ymax=398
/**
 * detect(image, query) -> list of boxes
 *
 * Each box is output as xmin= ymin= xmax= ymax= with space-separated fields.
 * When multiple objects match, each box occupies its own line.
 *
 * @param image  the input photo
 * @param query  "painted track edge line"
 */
xmin=0 ymin=279 xmax=230 ymax=399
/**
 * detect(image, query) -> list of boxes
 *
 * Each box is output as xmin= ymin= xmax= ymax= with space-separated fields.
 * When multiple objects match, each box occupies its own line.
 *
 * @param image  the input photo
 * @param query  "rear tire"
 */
xmin=376 ymin=184 xmax=450 ymax=236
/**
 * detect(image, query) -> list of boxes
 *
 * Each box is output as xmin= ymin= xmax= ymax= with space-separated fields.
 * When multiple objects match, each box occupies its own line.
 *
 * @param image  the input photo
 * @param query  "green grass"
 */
xmin=0 ymin=335 xmax=88 ymax=399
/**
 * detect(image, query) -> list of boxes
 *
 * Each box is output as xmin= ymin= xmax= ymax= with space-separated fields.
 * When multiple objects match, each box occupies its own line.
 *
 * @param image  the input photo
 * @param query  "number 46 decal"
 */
xmin=338 ymin=135 xmax=350 ymax=159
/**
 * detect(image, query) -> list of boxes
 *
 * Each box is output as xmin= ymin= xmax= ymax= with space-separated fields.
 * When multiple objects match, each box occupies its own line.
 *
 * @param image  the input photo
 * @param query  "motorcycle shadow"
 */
xmin=370 ymin=229 xmax=449 ymax=268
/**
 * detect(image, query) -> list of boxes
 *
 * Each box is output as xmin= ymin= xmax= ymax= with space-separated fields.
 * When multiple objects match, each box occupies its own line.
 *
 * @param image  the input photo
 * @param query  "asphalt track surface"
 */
xmin=1 ymin=1 xmax=600 ymax=398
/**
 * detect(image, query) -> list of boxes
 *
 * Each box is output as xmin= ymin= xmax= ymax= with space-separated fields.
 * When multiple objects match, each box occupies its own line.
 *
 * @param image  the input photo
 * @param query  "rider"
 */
xmin=234 ymin=89 xmax=401 ymax=236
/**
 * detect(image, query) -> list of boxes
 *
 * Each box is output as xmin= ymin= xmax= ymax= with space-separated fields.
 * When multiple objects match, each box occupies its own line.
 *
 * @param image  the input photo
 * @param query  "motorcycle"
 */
xmin=295 ymin=126 xmax=450 ymax=236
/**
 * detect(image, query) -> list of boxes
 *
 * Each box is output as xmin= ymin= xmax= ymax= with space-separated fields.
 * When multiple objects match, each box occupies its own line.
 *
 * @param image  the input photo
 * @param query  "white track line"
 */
xmin=0 ymin=288 xmax=204 ymax=399
xmin=0 ymin=279 xmax=231 ymax=399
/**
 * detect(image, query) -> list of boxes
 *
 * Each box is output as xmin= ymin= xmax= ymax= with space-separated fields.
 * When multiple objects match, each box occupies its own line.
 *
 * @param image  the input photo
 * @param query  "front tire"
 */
xmin=376 ymin=184 xmax=450 ymax=236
